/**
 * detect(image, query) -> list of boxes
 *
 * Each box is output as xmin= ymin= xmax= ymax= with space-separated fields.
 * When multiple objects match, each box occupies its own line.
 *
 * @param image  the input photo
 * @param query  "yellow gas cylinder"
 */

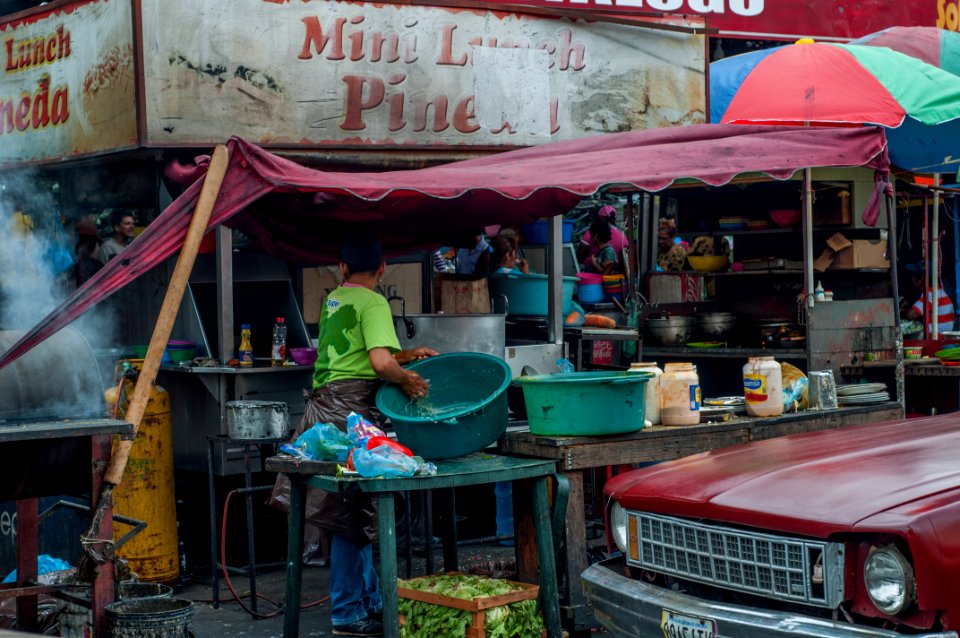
xmin=104 ymin=366 xmax=180 ymax=583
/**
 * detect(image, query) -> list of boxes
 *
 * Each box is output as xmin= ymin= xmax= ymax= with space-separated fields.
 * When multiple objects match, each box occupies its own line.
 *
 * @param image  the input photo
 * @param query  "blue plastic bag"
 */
xmin=353 ymin=444 xmax=419 ymax=478
xmin=3 ymin=554 xmax=72 ymax=584
xmin=284 ymin=422 xmax=354 ymax=462
xmin=345 ymin=412 xmax=386 ymax=449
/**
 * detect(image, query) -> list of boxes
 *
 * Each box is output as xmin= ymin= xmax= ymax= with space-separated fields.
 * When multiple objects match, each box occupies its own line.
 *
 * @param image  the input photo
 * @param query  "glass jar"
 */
xmin=660 ymin=362 xmax=700 ymax=426
xmin=743 ymin=356 xmax=784 ymax=417
xmin=629 ymin=362 xmax=663 ymax=426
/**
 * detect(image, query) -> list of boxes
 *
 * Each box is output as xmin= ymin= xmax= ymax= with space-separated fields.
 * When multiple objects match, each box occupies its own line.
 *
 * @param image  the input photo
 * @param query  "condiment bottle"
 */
xmin=660 ymin=362 xmax=700 ymax=426
xmin=629 ymin=362 xmax=663 ymax=426
xmin=271 ymin=317 xmax=287 ymax=366
xmin=238 ymin=324 xmax=253 ymax=367
xmin=743 ymin=356 xmax=784 ymax=417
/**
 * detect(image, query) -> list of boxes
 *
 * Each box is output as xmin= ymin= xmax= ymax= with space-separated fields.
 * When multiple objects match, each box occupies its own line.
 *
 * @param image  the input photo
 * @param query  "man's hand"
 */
xmin=400 ymin=371 xmax=430 ymax=398
xmin=394 ymin=347 xmax=439 ymax=365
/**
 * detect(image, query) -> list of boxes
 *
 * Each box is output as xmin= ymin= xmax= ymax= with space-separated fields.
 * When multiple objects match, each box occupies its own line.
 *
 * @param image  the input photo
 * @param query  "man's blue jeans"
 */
xmin=330 ymin=532 xmax=382 ymax=625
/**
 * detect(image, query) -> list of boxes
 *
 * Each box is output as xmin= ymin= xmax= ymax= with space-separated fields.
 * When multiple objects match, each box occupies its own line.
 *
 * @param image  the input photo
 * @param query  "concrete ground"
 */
xmin=178 ymin=541 xmax=522 ymax=638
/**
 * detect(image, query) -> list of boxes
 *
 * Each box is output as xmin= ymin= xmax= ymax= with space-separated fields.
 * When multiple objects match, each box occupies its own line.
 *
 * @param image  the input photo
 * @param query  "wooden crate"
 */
xmin=398 ymin=575 xmax=540 ymax=638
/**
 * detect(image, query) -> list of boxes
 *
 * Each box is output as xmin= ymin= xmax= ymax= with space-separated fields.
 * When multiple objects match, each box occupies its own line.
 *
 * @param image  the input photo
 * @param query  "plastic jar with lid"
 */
xmin=660 ymin=362 xmax=700 ymax=426
xmin=629 ymin=362 xmax=663 ymax=425
xmin=743 ymin=356 xmax=784 ymax=417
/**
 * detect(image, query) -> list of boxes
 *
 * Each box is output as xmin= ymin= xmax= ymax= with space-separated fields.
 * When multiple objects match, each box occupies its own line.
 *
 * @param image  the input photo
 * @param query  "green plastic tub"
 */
xmin=488 ymin=272 xmax=577 ymax=316
xmin=376 ymin=352 xmax=512 ymax=459
xmin=515 ymin=371 xmax=652 ymax=436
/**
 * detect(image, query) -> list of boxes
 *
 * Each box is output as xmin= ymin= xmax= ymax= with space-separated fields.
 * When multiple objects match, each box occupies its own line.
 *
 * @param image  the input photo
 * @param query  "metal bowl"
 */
xmin=645 ymin=317 xmax=695 ymax=346
xmin=697 ymin=312 xmax=736 ymax=337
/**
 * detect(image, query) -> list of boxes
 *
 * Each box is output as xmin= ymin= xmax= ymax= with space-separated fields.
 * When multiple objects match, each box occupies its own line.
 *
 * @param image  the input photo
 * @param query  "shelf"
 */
xmin=680 ymin=268 xmax=888 ymax=277
xmin=643 ymin=346 xmax=807 ymax=360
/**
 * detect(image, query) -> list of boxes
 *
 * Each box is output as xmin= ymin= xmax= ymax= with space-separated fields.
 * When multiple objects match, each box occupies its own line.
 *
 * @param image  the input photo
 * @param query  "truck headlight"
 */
xmin=864 ymin=545 xmax=916 ymax=615
xmin=610 ymin=502 xmax=627 ymax=552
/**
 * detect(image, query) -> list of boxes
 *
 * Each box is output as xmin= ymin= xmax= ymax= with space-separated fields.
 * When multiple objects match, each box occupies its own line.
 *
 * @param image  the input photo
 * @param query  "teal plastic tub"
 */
xmin=488 ymin=272 xmax=577 ymax=316
xmin=516 ymin=371 xmax=652 ymax=436
xmin=376 ymin=352 xmax=512 ymax=459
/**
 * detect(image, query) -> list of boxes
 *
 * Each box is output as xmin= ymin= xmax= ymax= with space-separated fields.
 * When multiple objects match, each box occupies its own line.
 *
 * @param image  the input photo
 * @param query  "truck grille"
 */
xmin=626 ymin=512 xmax=844 ymax=608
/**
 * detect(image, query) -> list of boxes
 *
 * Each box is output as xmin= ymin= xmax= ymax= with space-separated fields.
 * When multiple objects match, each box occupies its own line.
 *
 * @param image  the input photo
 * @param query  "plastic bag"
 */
xmin=781 ymin=362 xmax=809 ymax=413
xmin=346 ymin=411 xmax=386 ymax=448
xmin=283 ymin=422 xmax=354 ymax=462
xmin=353 ymin=444 xmax=419 ymax=478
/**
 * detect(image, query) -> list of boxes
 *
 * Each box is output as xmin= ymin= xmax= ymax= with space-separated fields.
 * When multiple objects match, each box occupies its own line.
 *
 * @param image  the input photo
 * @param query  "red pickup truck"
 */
xmin=581 ymin=415 xmax=960 ymax=638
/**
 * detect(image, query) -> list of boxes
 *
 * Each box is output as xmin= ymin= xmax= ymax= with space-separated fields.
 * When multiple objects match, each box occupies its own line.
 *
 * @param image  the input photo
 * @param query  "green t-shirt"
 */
xmin=313 ymin=285 xmax=401 ymax=388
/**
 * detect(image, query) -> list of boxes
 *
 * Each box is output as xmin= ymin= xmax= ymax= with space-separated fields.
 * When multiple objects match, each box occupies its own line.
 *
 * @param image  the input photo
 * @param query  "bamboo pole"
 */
xmin=104 ymin=144 xmax=229 ymax=485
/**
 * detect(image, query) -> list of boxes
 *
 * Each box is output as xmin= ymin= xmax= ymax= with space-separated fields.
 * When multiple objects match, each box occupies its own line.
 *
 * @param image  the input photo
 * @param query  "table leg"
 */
xmin=243 ymin=445 xmax=259 ymax=613
xmin=207 ymin=437 xmax=220 ymax=608
xmin=376 ymin=493 xmax=399 ymax=638
xmin=438 ymin=488 xmax=458 ymax=572
xmin=283 ymin=476 xmax=306 ymax=638
xmin=424 ymin=491 xmax=434 ymax=574
xmin=15 ymin=498 xmax=38 ymax=634
xmin=532 ymin=477 xmax=561 ymax=638
xmin=561 ymin=470 xmax=593 ymax=631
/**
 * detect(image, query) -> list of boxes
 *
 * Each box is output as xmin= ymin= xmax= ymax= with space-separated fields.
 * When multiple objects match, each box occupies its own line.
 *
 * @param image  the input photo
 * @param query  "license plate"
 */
xmin=661 ymin=609 xmax=717 ymax=638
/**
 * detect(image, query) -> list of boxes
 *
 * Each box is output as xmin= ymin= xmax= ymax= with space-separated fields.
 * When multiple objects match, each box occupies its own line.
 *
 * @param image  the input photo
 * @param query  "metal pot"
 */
xmin=226 ymin=400 xmax=290 ymax=440
xmin=644 ymin=316 xmax=695 ymax=346
xmin=697 ymin=312 xmax=736 ymax=338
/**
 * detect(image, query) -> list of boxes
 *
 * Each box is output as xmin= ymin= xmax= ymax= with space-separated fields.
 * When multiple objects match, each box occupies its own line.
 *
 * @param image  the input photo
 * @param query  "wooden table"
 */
xmin=499 ymin=402 xmax=904 ymax=634
xmin=266 ymin=453 xmax=562 ymax=638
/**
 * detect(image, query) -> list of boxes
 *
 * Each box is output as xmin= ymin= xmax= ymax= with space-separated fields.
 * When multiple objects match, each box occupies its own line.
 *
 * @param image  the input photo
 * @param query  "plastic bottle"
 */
xmin=629 ymin=362 xmax=663 ymax=426
xmin=743 ymin=356 xmax=784 ymax=417
xmin=238 ymin=324 xmax=253 ymax=367
xmin=660 ymin=362 xmax=700 ymax=426
xmin=271 ymin=317 xmax=287 ymax=366
xmin=814 ymin=281 xmax=826 ymax=302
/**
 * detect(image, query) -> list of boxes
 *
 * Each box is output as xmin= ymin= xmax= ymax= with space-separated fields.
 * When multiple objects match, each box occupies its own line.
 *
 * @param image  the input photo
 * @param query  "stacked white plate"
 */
xmin=836 ymin=383 xmax=890 ymax=406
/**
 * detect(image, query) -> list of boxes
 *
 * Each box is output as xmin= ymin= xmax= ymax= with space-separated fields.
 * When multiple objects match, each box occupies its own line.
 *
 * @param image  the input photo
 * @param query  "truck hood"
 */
xmin=607 ymin=415 xmax=960 ymax=536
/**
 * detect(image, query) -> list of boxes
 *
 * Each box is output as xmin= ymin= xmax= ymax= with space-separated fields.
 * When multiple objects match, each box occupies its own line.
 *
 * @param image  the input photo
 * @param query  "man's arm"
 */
xmin=369 ymin=347 xmax=429 ymax=397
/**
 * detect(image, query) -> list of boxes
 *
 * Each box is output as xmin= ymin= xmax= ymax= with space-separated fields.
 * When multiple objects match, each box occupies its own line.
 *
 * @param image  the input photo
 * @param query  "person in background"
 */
xmin=270 ymin=234 xmax=436 ymax=637
xmin=584 ymin=218 xmax=619 ymax=275
xmin=94 ymin=210 xmax=135 ymax=263
xmin=578 ymin=205 xmax=627 ymax=263
xmin=489 ymin=233 xmax=529 ymax=274
xmin=455 ymin=234 xmax=490 ymax=275
xmin=657 ymin=218 xmax=687 ymax=271
xmin=74 ymin=215 xmax=103 ymax=287
xmin=904 ymin=261 xmax=955 ymax=335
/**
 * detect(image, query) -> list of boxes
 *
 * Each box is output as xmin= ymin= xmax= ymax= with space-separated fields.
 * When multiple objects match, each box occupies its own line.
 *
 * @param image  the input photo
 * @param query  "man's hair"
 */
xmin=110 ymin=209 xmax=133 ymax=228
xmin=341 ymin=233 xmax=383 ymax=275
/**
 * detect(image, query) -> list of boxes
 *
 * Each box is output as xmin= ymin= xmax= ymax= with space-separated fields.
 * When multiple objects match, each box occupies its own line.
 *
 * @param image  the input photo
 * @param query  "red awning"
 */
xmin=0 ymin=123 xmax=889 ymax=369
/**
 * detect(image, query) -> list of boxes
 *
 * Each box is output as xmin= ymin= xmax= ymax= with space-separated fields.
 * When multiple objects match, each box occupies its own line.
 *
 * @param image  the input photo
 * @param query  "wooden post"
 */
xmin=104 ymin=144 xmax=229 ymax=486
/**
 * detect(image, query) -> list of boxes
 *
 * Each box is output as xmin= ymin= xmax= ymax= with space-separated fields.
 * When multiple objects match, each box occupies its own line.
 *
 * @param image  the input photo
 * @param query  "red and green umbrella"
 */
xmin=851 ymin=26 xmax=960 ymax=76
xmin=718 ymin=39 xmax=960 ymax=128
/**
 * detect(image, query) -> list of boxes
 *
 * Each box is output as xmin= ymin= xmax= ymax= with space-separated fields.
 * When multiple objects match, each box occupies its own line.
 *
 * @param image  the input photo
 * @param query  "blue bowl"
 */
xmin=578 ymin=283 xmax=604 ymax=303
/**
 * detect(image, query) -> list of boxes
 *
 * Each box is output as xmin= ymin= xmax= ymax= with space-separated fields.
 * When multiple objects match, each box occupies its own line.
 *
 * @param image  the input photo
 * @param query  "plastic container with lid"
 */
xmin=660 ymin=362 xmax=700 ymax=426
xmin=743 ymin=356 xmax=784 ymax=417
xmin=629 ymin=362 xmax=663 ymax=425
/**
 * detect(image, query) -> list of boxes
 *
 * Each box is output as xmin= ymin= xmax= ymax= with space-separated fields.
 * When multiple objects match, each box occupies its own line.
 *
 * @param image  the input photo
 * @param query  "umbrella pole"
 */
xmin=803 ymin=167 xmax=815 ymax=310
xmin=933 ymin=174 xmax=941 ymax=339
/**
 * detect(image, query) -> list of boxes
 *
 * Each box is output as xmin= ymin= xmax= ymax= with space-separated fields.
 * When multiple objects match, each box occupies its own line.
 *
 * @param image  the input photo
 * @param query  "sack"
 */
xmin=438 ymin=274 xmax=490 ymax=314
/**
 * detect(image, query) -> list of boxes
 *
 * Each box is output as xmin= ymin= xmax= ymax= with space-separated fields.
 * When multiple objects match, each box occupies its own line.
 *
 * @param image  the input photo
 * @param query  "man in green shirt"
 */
xmin=273 ymin=234 xmax=435 ymax=637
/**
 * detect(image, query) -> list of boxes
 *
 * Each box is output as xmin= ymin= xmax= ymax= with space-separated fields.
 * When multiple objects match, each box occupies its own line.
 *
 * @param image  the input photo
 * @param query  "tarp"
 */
xmin=0 ymin=123 xmax=890 ymax=369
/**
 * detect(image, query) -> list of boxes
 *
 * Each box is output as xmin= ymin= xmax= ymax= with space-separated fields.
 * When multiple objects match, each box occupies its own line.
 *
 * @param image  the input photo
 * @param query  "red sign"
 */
xmin=496 ymin=0 xmax=937 ymax=40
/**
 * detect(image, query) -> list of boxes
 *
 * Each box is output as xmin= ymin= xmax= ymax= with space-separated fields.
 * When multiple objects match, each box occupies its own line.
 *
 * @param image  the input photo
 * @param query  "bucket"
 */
xmin=226 ymin=400 xmax=290 ymax=439
xmin=376 ymin=352 xmax=512 ymax=459
xmin=106 ymin=598 xmax=194 ymax=638
xmin=60 ymin=582 xmax=174 ymax=638
xmin=515 ymin=371 xmax=651 ymax=436
xmin=521 ymin=219 xmax=574 ymax=245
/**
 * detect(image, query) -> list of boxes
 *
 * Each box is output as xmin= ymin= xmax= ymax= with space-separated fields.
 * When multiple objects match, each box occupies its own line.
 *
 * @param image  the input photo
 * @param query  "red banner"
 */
xmin=496 ymin=0 xmax=937 ymax=40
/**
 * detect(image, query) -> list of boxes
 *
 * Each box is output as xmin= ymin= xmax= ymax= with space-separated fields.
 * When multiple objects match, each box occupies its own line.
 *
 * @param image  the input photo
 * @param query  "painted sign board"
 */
xmin=0 ymin=0 xmax=136 ymax=166
xmin=493 ymin=0 xmax=938 ymax=41
xmin=140 ymin=0 xmax=705 ymax=148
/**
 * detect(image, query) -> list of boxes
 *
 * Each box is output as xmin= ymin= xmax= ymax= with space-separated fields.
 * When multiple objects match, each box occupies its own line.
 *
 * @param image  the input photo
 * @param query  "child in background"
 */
xmin=489 ymin=233 xmax=530 ymax=274
xmin=585 ymin=218 xmax=619 ymax=275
